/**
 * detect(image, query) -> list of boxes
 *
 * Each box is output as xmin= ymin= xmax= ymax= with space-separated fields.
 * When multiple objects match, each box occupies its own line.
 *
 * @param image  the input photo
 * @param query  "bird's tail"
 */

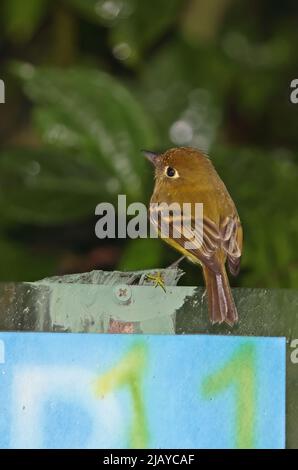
xmin=203 ymin=265 xmax=238 ymax=326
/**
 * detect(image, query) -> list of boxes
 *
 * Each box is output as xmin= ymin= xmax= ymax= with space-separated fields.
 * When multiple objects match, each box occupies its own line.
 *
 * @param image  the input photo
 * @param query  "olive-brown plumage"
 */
xmin=146 ymin=147 xmax=243 ymax=326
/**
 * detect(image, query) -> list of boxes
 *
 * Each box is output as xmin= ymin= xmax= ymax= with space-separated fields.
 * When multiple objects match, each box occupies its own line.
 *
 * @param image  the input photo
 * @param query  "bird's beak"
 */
xmin=142 ymin=149 xmax=158 ymax=166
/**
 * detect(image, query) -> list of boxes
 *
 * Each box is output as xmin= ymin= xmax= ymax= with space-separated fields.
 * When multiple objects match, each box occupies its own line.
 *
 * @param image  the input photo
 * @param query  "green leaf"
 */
xmin=12 ymin=64 xmax=157 ymax=201
xmin=3 ymin=0 xmax=49 ymax=42
xmin=0 ymin=148 xmax=119 ymax=225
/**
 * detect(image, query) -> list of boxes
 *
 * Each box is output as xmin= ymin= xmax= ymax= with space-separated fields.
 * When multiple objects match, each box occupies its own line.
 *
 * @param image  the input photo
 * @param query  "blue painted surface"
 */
xmin=0 ymin=333 xmax=285 ymax=449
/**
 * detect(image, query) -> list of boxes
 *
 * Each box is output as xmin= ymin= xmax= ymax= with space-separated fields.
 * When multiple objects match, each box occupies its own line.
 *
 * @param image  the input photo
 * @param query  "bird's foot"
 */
xmin=145 ymin=271 xmax=166 ymax=293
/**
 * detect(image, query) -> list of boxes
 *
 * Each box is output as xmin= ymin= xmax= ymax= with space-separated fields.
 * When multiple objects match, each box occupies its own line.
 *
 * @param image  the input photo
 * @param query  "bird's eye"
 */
xmin=166 ymin=166 xmax=177 ymax=178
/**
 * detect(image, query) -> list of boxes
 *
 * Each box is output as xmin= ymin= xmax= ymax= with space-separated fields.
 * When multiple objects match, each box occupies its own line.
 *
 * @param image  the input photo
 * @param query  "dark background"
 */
xmin=0 ymin=0 xmax=297 ymax=288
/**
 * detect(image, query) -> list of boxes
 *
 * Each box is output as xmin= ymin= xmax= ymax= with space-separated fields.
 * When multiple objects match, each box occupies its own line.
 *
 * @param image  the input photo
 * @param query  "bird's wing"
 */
xmin=220 ymin=216 xmax=243 ymax=276
xmin=150 ymin=206 xmax=222 ymax=273
xmin=150 ymin=207 xmax=242 ymax=275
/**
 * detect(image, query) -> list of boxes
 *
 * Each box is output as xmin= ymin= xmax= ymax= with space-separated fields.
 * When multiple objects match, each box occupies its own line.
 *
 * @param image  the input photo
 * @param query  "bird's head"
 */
xmin=143 ymin=147 xmax=210 ymax=188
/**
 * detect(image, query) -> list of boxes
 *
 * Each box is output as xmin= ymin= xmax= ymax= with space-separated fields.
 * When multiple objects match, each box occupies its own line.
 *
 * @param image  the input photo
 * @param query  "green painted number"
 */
xmin=94 ymin=342 xmax=149 ymax=448
xmin=202 ymin=343 xmax=257 ymax=448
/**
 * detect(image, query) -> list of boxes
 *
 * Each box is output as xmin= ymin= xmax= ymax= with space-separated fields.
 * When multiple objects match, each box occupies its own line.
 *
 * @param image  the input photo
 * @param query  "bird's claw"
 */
xmin=145 ymin=272 xmax=166 ymax=293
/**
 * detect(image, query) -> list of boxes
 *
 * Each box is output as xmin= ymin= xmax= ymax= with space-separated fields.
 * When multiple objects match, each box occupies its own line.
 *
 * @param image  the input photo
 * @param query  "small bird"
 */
xmin=144 ymin=147 xmax=243 ymax=326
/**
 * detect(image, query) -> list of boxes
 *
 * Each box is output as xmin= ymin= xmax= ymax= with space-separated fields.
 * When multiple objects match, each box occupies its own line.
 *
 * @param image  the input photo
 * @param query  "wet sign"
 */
xmin=0 ymin=333 xmax=285 ymax=449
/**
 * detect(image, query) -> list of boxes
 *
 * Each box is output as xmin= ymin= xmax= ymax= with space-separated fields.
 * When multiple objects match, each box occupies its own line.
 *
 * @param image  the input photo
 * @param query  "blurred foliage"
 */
xmin=0 ymin=0 xmax=297 ymax=287
xmin=12 ymin=64 xmax=156 ymax=203
xmin=3 ymin=0 xmax=49 ymax=43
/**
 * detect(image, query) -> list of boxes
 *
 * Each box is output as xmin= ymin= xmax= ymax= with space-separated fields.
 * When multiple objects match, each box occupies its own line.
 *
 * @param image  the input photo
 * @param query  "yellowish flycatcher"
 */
xmin=145 ymin=147 xmax=243 ymax=326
